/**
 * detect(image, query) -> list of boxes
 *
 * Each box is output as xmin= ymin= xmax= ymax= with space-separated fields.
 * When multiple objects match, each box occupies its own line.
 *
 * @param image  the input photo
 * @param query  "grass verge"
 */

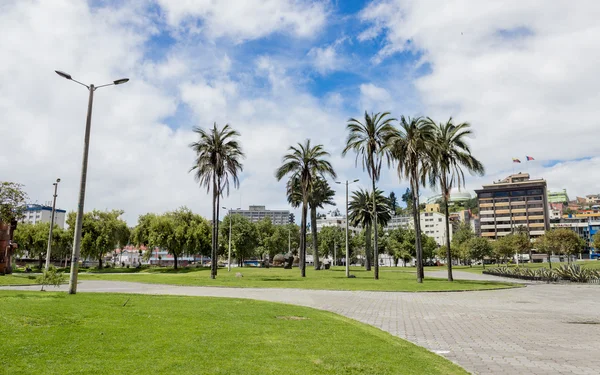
xmin=0 ymin=291 xmax=466 ymax=375
xmin=77 ymin=266 xmax=518 ymax=292
xmin=0 ymin=274 xmax=38 ymax=286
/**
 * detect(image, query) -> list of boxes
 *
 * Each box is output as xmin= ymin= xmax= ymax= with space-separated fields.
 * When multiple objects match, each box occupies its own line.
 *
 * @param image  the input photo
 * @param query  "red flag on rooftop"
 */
xmin=526 ymin=156 xmax=534 ymax=161
xmin=512 ymin=158 xmax=521 ymax=163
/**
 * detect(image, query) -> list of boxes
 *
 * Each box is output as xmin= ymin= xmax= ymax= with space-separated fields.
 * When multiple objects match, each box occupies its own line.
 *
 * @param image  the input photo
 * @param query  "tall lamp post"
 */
xmin=222 ymin=206 xmax=240 ymax=271
xmin=45 ymin=178 xmax=61 ymax=271
xmin=55 ymin=70 xmax=129 ymax=294
xmin=336 ymin=179 xmax=359 ymax=278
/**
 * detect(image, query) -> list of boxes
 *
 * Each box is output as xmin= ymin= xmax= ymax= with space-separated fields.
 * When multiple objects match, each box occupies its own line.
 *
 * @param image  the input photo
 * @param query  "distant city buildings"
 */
xmin=20 ymin=204 xmax=66 ymax=228
xmin=476 ymin=173 xmax=550 ymax=240
xmin=548 ymin=189 xmax=569 ymax=204
xmin=315 ymin=215 xmax=359 ymax=233
xmin=235 ymin=205 xmax=294 ymax=225
xmin=385 ymin=212 xmax=451 ymax=247
xmin=426 ymin=191 xmax=472 ymax=205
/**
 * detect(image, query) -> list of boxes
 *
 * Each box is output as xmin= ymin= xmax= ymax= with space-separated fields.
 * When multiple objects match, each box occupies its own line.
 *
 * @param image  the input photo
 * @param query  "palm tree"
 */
xmin=189 ymin=123 xmax=244 ymax=279
xmin=386 ymin=116 xmax=436 ymax=283
xmin=348 ymin=189 xmax=392 ymax=269
xmin=343 ymin=111 xmax=396 ymax=280
xmin=427 ymin=118 xmax=485 ymax=282
xmin=308 ymin=177 xmax=336 ymax=270
xmin=275 ymin=140 xmax=336 ymax=277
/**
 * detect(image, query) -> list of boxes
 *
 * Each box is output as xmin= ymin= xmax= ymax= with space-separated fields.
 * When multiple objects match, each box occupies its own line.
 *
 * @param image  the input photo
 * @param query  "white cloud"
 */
xmin=308 ymin=45 xmax=339 ymax=74
xmin=156 ymin=0 xmax=328 ymax=42
xmin=360 ymin=0 xmax=600 ymax=197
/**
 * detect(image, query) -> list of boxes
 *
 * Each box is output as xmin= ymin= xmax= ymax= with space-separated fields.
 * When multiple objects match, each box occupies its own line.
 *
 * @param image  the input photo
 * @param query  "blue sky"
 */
xmin=3 ymin=0 xmax=600 ymax=224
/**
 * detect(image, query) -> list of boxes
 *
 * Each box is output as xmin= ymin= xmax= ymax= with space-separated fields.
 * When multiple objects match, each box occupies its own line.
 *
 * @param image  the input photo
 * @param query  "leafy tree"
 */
xmin=593 ymin=231 xmax=600 ymax=254
xmin=220 ymin=214 xmax=259 ymax=266
xmin=190 ymin=123 xmax=244 ymax=279
xmin=401 ymin=188 xmax=413 ymax=214
xmin=348 ymin=189 xmax=391 ymax=271
xmin=66 ymin=210 xmax=129 ymax=269
xmin=318 ymin=226 xmax=344 ymax=263
xmin=343 ymin=111 xmax=395 ymax=280
xmin=494 ymin=235 xmax=515 ymax=264
xmin=0 ymin=181 xmax=28 ymax=223
xmin=467 ymin=237 xmax=493 ymax=269
xmin=387 ymin=116 xmax=436 ymax=283
xmin=451 ymin=222 xmax=475 ymax=265
xmin=149 ymin=208 xmax=211 ymax=269
xmin=543 ymin=228 xmax=584 ymax=264
xmin=131 ymin=213 xmax=157 ymax=248
xmin=255 ymin=217 xmax=275 ymax=262
xmin=275 ymin=139 xmax=336 ymax=277
xmin=36 ymin=265 xmax=65 ymax=291
xmin=421 ymin=234 xmax=437 ymax=261
xmin=388 ymin=192 xmax=398 ymax=213
xmin=308 ymin=177 xmax=336 ymax=270
xmin=13 ymin=222 xmax=48 ymax=269
xmin=427 ymin=117 xmax=485 ymax=281
xmin=512 ymin=227 xmax=532 ymax=263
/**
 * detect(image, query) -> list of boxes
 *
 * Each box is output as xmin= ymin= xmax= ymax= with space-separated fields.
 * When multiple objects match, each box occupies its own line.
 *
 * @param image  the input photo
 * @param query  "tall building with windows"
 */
xmin=235 ymin=205 xmax=294 ymax=225
xmin=385 ymin=212 xmax=451 ymax=246
xmin=475 ymin=173 xmax=549 ymax=239
xmin=20 ymin=204 xmax=66 ymax=229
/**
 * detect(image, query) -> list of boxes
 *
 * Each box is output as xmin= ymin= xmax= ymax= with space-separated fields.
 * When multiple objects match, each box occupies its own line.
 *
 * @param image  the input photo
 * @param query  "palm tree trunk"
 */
xmin=411 ymin=176 xmax=423 ymax=283
xmin=372 ymin=176 xmax=379 ymax=280
xmin=365 ymin=224 xmax=372 ymax=270
xmin=311 ymin=206 xmax=319 ymax=270
xmin=215 ymin=192 xmax=221 ymax=276
xmin=443 ymin=183 xmax=453 ymax=282
xmin=211 ymin=176 xmax=218 ymax=279
xmin=300 ymin=201 xmax=307 ymax=277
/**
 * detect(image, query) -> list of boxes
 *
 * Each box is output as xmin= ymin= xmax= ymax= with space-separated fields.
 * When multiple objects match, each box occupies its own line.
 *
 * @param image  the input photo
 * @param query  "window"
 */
xmin=479 ymin=192 xmax=493 ymax=198
xmin=494 ymin=191 xmax=509 ymax=198
xmin=527 ymin=189 xmax=543 ymax=195
xmin=438 ymin=218 xmax=442 ymax=222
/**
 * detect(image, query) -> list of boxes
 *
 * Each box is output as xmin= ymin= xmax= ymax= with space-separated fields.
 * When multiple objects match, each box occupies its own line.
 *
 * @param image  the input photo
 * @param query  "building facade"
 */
xmin=551 ymin=214 xmax=600 ymax=259
xmin=235 ymin=205 xmax=294 ymax=225
xmin=475 ymin=173 xmax=550 ymax=239
xmin=548 ymin=189 xmax=569 ymax=204
xmin=315 ymin=215 xmax=359 ymax=233
xmin=20 ymin=204 xmax=66 ymax=228
xmin=385 ymin=212 xmax=451 ymax=247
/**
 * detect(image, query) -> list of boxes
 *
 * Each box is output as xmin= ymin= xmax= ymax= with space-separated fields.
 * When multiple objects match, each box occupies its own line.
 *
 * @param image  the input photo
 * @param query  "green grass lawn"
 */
xmin=426 ymin=260 xmax=600 ymax=275
xmin=0 ymin=274 xmax=38 ymax=285
xmin=77 ymin=266 xmax=517 ymax=292
xmin=0 ymin=291 xmax=466 ymax=375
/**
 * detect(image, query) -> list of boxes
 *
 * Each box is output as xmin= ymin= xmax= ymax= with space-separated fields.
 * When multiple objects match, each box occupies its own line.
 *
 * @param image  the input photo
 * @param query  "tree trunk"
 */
xmin=529 ymin=249 xmax=533 ymax=264
xmin=311 ymin=206 xmax=319 ymax=270
xmin=300 ymin=200 xmax=308 ymax=277
xmin=443 ymin=183 xmax=453 ymax=282
xmin=548 ymin=252 xmax=552 ymax=269
xmin=365 ymin=224 xmax=372 ymax=271
xmin=215 ymin=193 xmax=220 ymax=276
xmin=411 ymin=176 xmax=423 ymax=283
xmin=372 ymin=176 xmax=379 ymax=280
xmin=38 ymin=254 xmax=43 ymax=270
xmin=482 ymin=257 xmax=485 ymax=269
xmin=174 ymin=253 xmax=178 ymax=270
xmin=98 ymin=255 xmax=103 ymax=270
xmin=211 ymin=176 xmax=218 ymax=279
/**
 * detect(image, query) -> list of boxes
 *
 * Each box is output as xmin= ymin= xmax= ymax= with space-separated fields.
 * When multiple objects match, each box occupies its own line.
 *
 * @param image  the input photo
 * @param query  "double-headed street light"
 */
xmin=55 ymin=70 xmax=129 ymax=294
xmin=222 ymin=206 xmax=240 ymax=271
xmin=336 ymin=179 xmax=359 ymax=278
xmin=45 ymin=178 xmax=61 ymax=271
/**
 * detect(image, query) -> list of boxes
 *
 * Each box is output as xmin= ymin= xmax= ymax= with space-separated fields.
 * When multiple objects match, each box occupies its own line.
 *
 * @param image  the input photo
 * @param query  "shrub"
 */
xmin=36 ymin=265 xmax=66 ymax=291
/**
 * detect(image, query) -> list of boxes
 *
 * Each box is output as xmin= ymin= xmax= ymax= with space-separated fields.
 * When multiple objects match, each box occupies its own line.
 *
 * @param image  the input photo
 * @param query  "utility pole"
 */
xmin=45 ymin=178 xmax=60 ymax=271
xmin=222 ymin=206 xmax=239 ymax=271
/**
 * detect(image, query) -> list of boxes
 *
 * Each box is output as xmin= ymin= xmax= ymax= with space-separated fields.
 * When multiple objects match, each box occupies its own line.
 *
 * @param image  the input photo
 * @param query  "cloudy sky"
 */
xmin=2 ymin=0 xmax=600 ymax=225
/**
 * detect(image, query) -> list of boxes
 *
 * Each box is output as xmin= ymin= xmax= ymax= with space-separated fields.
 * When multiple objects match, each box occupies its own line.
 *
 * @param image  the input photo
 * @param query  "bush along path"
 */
xmin=483 ymin=264 xmax=600 ymax=283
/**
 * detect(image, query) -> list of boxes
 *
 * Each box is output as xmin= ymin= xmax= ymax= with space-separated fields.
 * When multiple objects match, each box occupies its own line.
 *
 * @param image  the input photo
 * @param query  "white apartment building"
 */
xmin=20 ymin=204 xmax=66 ymax=228
xmin=385 ymin=212 xmax=451 ymax=247
xmin=315 ymin=215 xmax=360 ymax=233
xmin=235 ymin=205 xmax=294 ymax=225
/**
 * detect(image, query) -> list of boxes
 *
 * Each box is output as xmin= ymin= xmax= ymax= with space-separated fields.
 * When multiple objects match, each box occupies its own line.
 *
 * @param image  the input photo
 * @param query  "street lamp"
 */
xmin=336 ymin=179 xmax=359 ymax=278
xmin=222 ymin=206 xmax=240 ymax=271
xmin=55 ymin=70 xmax=129 ymax=294
xmin=45 ymin=178 xmax=60 ymax=271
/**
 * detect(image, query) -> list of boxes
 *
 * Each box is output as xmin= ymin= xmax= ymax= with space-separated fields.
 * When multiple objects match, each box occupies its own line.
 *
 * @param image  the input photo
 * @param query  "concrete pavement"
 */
xmin=2 ymin=273 xmax=599 ymax=375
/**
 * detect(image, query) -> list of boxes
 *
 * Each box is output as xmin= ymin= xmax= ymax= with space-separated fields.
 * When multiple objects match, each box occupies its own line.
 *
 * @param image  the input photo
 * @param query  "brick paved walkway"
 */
xmin=3 ymin=276 xmax=599 ymax=374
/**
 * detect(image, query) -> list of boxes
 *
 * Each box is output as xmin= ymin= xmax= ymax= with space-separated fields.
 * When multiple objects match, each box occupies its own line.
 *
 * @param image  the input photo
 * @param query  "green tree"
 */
xmin=401 ymin=188 xmax=413 ymax=214
xmin=220 ymin=214 xmax=259 ymax=266
xmin=149 ymin=208 xmax=211 ymax=269
xmin=543 ymin=228 xmax=584 ymax=264
xmin=13 ymin=222 xmax=48 ymax=269
xmin=388 ymin=192 xmax=398 ymax=213
xmin=190 ymin=123 xmax=245 ymax=279
xmin=343 ymin=111 xmax=396 ymax=280
xmin=255 ymin=217 xmax=275 ymax=262
xmin=131 ymin=213 xmax=157 ymax=248
xmin=467 ymin=237 xmax=493 ymax=269
xmin=0 ymin=181 xmax=29 ymax=224
xmin=387 ymin=116 xmax=436 ymax=283
xmin=348 ymin=189 xmax=392 ymax=271
xmin=427 ymin=117 xmax=485 ymax=281
xmin=66 ymin=210 xmax=129 ymax=269
xmin=275 ymin=139 xmax=336 ymax=277
xmin=593 ymin=232 xmax=600 ymax=254
xmin=318 ymin=226 xmax=344 ymax=262
xmin=308 ymin=177 xmax=336 ymax=270
xmin=494 ymin=235 xmax=515 ymax=264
